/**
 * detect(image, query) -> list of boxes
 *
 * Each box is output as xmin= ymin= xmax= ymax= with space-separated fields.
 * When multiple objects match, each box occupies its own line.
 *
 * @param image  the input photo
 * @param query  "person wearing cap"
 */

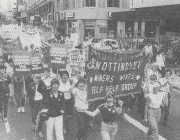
xmin=44 ymin=78 xmax=65 ymax=140
xmin=71 ymin=77 xmax=89 ymax=140
xmin=144 ymin=79 xmax=166 ymax=140
xmin=26 ymin=74 xmax=47 ymax=138
xmin=158 ymin=69 xmax=173 ymax=127
xmin=58 ymin=70 xmax=74 ymax=135
xmin=0 ymin=64 xmax=12 ymax=122
xmin=82 ymin=89 xmax=123 ymax=140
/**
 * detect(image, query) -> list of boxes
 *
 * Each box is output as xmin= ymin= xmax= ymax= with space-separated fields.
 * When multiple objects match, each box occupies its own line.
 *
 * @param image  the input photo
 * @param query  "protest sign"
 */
xmin=50 ymin=44 xmax=68 ymax=69
xmin=31 ymin=53 xmax=44 ymax=74
xmin=67 ymin=49 xmax=85 ymax=76
xmin=0 ymin=46 xmax=4 ymax=65
xmin=85 ymin=50 xmax=147 ymax=101
xmin=13 ymin=52 xmax=32 ymax=76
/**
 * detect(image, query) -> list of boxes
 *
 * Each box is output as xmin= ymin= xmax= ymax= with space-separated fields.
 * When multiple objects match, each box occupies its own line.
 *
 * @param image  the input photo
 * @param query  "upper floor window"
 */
xmin=85 ymin=0 xmax=96 ymax=7
xmin=107 ymin=0 xmax=119 ymax=7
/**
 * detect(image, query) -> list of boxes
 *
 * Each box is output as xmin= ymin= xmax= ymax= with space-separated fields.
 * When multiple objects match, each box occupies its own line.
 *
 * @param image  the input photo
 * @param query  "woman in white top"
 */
xmin=72 ymin=78 xmax=89 ymax=140
xmin=144 ymin=77 xmax=166 ymax=140
xmin=58 ymin=70 xmax=74 ymax=135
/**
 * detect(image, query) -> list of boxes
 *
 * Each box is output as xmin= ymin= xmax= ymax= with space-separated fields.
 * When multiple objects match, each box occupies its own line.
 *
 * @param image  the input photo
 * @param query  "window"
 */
xmin=125 ymin=21 xmax=134 ymax=37
xmin=107 ymin=0 xmax=119 ymax=7
xmin=85 ymin=0 xmax=95 ymax=7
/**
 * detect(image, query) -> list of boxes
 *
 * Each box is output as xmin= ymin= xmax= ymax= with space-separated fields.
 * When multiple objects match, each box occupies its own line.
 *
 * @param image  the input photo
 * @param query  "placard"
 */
xmin=50 ymin=44 xmax=68 ymax=69
xmin=31 ymin=53 xmax=44 ymax=74
xmin=13 ymin=52 xmax=32 ymax=76
xmin=85 ymin=50 xmax=147 ymax=101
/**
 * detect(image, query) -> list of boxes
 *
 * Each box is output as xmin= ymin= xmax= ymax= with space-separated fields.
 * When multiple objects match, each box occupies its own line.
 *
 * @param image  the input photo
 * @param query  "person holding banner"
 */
xmin=26 ymin=74 xmax=47 ymax=138
xmin=58 ymin=70 xmax=74 ymax=135
xmin=82 ymin=89 xmax=123 ymax=140
xmin=71 ymin=78 xmax=90 ymax=140
xmin=144 ymin=79 xmax=166 ymax=140
xmin=14 ymin=76 xmax=26 ymax=113
xmin=0 ymin=64 xmax=12 ymax=122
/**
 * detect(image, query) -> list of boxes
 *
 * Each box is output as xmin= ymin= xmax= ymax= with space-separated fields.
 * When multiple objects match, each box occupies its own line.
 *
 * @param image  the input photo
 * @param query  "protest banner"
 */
xmin=13 ymin=51 xmax=32 ymax=76
xmin=31 ymin=53 xmax=44 ymax=74
xmin=50 ymin=44 xmax=68 ymax=69
xmin=0 ymin=46 xmax=4 ymax=65
xmin=85 ymin=49 xmax=147 ymax=101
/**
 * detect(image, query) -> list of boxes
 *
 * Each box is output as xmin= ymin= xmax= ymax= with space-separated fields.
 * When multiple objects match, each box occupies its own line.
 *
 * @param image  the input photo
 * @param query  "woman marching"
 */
xmin=81 ymin=89 xmax=123 ymax=140
xmin=44 ymin=79 xmax=65 ymax=140
xmin=144 ymin=75 xmax=166 ymax=140
xmin=71 ymin=78 xmax=90 ymax=140
xmin=58 ymin=70 xmax=74 ymax=135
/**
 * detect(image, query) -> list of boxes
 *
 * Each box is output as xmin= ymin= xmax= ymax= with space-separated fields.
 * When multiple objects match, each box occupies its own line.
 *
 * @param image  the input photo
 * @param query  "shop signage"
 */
xmin=60 ymin=12 xmax=65 ymax=20
xmin=72 ymin=22 xmax=79 ymax=28
xmin=108 ymin=12 xmax=112 ymax=18
xmin=66 ymin=12 xmax=74 ymax=18
xmin=55 ymin=12 xmax=60 ymax=23
xmin=85 ymin=50 xmax=147 ymax=101
xmin=85 ymin=20 xmax=95 ymax=29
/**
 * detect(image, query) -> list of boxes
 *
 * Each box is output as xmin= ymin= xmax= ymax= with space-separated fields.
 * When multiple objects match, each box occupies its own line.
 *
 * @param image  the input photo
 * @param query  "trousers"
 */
xmin=147 ymin=107 xmax=161 ymax=140
xmin=101 ymin=121 xmax=118 ymax=140
xmin=75 ymin=110 xmax=90 ymax=140
xmin=46 ymin=115 xmax=64 ymax=140
xmin=0 ymin=95 xmax=9 ymax=118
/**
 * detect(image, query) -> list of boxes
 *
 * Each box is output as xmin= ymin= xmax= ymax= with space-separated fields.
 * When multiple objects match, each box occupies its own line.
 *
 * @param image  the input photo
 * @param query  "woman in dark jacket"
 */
xmin=26 ymin=74 xmax=47 ymax=138
xmin=44 ymin=78 xmax=65 ymax=140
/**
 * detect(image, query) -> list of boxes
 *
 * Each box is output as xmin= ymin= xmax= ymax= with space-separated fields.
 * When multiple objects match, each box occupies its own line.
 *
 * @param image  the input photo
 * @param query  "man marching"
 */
xmin=0 ymin=64 xmax=12 ymax=133
xmin=0 ymin=64 xmax=12 ymax=122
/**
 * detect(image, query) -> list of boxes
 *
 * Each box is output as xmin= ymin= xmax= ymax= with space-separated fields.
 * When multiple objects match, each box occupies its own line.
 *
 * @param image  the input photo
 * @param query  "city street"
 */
xmin=0 ymin=89 xmax=180 ymax=140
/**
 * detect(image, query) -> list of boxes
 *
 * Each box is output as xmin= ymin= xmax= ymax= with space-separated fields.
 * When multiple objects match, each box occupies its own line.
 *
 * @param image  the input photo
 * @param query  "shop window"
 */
xmin=145 ymin=21 xmax=157 ymax=38
xmin=107 ymin=0 xmax=119 ymax=7
xmin=85 ymin=0 xmax=96 ymax=7
xmin=125 ymin=21 xmax=134 ymax=38
xmin=100 ymin=28 xmax=108 ymax=33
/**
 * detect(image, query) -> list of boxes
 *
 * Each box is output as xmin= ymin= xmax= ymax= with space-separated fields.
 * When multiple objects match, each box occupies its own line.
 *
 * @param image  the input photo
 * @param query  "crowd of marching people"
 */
xmin=0 ymin=57 xmax=124 ymax=140
xmin=0 ymin=39 xmax=174 ymax=140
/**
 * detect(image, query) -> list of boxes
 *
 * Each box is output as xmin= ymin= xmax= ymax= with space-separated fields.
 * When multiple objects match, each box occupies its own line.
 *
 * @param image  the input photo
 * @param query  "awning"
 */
xmin=111 ymin=9 xmax=160 ymax=21
xmin=112 ymin=5 xmax=180 ymax=21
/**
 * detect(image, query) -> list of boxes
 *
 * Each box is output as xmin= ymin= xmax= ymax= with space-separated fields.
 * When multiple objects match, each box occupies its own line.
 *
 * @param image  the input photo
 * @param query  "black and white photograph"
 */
xmin=0 ymin=0 xmax=180 ymax=140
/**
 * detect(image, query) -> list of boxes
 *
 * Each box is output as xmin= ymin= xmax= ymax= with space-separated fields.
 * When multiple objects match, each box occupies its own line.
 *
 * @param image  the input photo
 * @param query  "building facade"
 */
xmin=112 ymin=0 xmax=180 ymax=44
xmin=54 ymin=0 xmax=130 ymax=42
xmin=27 ymin=0 xmax=54 ymax=26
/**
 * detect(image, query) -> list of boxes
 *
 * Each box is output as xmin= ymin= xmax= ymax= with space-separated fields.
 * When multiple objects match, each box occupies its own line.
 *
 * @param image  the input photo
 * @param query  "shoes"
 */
xmin=17 ymin=108 xmax=21 ymax=113
xmin=3 ymin=117 xmax=8 ymax=122
xmin=21 ymin=107 xmax=25 ymax=113
xmin=39 ymin=132 xmax=43 ymax=139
